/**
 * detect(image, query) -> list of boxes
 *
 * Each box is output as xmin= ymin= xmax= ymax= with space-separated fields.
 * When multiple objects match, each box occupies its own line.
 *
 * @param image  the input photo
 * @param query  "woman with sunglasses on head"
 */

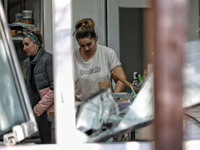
xmin=73 ymin=18 xmax=136 ymax=102
xmin=23 ymin=28 xmax=54 ymax=144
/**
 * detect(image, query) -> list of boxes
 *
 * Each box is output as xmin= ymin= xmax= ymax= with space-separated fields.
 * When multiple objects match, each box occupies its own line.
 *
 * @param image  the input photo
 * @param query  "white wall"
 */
xmin=188 ymin=0 xmax=199 ymax=41
xmin=43 ymin=0 xmax=52 ymax=53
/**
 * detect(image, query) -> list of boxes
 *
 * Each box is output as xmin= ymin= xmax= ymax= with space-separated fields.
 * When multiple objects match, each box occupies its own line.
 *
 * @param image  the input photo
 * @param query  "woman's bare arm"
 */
xmin=111 ymin=66 xmax=126 ymax=93
xmin=111 ymin=66 xmax=138 ymax=93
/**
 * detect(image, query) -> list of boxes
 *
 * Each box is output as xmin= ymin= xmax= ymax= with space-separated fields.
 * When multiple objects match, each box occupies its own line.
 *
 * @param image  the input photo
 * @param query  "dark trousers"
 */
xmin=36 ymin=112 xmax=52 ymax=144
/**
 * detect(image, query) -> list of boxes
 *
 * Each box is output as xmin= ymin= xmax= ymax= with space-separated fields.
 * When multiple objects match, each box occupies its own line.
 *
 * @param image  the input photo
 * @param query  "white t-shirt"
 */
xmin=73 ymin=44 xmax=121 ymax=101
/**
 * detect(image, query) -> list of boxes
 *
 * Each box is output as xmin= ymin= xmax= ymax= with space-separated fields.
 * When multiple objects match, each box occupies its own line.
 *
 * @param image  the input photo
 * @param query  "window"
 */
xmin=0 ymin=1 xmax=37 ymax=146
xmin=1 ymin=0 xmax=200 ymax=150
xmin=0 ymin=0 xmax=153 ymax=149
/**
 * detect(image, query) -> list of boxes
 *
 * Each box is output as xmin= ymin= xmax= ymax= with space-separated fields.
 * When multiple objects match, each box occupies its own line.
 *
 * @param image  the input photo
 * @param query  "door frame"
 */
xmin=107 ymin=0 xmax=151 ymax=58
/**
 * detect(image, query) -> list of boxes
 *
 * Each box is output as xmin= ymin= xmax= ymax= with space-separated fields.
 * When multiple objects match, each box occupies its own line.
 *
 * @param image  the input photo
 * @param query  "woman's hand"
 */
xmin=33 ymin=111 xmax=38 ymax=117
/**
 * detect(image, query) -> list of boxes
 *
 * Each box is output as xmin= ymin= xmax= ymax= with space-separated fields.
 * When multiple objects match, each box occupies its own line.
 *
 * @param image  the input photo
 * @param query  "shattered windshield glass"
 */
xmin=76 ymin=75 xmax=154 ymax=142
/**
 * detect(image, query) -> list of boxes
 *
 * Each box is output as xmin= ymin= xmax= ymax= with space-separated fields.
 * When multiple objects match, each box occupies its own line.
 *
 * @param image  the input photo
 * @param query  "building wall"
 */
xmin=188 ymin=0 xmax=199 ymax=41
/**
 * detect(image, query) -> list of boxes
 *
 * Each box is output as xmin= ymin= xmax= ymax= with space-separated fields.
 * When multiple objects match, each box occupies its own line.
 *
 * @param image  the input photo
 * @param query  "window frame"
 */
xmin=1 ymin=0 xmax=199 ymax=149
xmin=0 ymin=0 xmax=38 ymax=145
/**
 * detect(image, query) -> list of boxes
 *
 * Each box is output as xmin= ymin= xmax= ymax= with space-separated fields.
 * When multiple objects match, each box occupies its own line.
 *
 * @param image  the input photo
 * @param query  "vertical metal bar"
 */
xmin=199 ymin=0 xmax=200 ymax=39
xmin=3 ymin=0 xmax=8 ymax=20
xmin=40 ymin=0 xmax=44 ymax=43
xmin=52 ymin=0 xmax=77 ymax=145
xmin=153 ymin=0 xmax=188 ymax=150
xmin=143 ymin=7 xmax=154 ymax=68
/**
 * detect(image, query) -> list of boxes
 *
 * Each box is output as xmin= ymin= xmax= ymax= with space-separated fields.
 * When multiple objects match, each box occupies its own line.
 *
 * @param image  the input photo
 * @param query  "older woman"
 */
xmin=23 ymin=28 xmax=54 ymax=144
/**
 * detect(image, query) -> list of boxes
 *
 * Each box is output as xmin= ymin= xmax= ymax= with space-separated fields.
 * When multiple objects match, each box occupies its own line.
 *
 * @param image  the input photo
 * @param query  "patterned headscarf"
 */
xmin=25 ymin=32 xmax=40 ymax=46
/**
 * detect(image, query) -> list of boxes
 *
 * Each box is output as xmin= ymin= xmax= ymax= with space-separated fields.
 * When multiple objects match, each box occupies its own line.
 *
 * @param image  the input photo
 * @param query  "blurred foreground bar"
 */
xmin=153 ymin=0 xmax=188 ymax=150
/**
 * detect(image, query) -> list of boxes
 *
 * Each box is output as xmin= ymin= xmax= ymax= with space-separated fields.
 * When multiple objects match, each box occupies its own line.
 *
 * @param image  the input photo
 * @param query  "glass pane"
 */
xmin=76 ymin=74 xmax=154 ymax=142
xmin=0 ymin=2 xmax=37 ymax=145
xmin=0 ymin=22 xmax=25 ymax=136
xmin=183 ymin=41 xmax=200 ymax=108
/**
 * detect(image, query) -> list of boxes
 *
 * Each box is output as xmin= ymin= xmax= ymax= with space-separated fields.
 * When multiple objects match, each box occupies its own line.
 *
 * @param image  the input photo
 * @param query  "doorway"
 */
xmin=107 ymin=0 xmax=150 ymax=91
